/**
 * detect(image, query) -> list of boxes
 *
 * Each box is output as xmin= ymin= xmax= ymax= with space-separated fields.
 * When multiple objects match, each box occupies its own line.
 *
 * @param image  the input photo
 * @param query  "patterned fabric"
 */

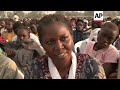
xmin=25 ymin=53 xmax=106 ymax=79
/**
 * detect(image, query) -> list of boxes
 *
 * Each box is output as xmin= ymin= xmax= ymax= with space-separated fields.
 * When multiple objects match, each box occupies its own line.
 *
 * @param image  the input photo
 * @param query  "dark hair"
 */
xmin=37 ymin=14 xmax=72 ymax=42
xmin=30 ymin=24 xmax=38 ymax=35
xmin=6 ymin=19 xmax=15 ymax=25
xmin=16 ymin=26 xmax=30 ymax=35
xmin=102 ymin=22 xmax=119 ymax=32
xmin=76 ymin=19 xmax=83 ymax=24
xmin=101 ymin=22 xmax=119 ymax=42
xmin=13 ymin=21 xmax=24 ymax=34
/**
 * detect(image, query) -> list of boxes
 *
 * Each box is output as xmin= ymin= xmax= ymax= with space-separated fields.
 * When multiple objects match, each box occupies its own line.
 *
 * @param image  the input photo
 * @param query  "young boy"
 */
xmin=84 ymin=22 xmax=119 ymax=78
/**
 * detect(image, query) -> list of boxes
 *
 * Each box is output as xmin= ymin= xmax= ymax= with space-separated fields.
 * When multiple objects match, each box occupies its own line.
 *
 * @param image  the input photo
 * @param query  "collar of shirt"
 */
xmin=48 ymin=52 xmax=77 ymax=79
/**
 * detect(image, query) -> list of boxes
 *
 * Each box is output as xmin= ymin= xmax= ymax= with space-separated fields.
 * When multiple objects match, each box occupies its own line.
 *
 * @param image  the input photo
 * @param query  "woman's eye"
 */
xmin=61 ymin=37 xmax=66 ymax=41
xmin=47 ymin=41 xmax=53 ymax=45
xmin=61 ymin=36 xmax=68 ymax=41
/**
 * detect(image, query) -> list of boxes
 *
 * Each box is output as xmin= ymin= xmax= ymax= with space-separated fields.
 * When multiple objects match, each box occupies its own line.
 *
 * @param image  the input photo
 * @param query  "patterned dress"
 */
xmin=25 ymin=53 xmax=106 ymax=79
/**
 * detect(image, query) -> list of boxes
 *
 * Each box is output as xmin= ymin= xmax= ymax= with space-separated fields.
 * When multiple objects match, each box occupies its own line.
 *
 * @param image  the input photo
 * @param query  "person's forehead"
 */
xmin=18 ymin=29 xmax=28 ymax=34
xmin=42 ymin=25 xmax=70 ymax=37
xmin=45 ymin=25 xmax=69 ymax=33
xmin=45 ymin=22 xmax=68 ymax=29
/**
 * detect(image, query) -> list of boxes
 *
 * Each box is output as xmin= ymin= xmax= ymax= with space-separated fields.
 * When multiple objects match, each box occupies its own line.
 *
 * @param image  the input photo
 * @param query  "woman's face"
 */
xmin=41 ymin=23 xmax=73 ymax=61
xmin=17 ymin=29 xmax=30 ymax=42
xmin=97 ymin=29 xmax=117 ymax=49
xmin=76 ymin=21 xmax=83 ymax=31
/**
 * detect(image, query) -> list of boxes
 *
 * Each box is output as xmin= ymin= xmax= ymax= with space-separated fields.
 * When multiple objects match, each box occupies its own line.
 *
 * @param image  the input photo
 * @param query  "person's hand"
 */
xmin=4 ymin=47 xmax=15 ymax=57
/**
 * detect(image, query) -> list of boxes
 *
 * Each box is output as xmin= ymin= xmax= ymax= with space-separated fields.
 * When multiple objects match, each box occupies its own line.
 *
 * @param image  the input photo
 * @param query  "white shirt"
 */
xmin=13 ymin=15 xmax=19 ymax=21
xmin=48 ymin=52 xmax=77 ymax=79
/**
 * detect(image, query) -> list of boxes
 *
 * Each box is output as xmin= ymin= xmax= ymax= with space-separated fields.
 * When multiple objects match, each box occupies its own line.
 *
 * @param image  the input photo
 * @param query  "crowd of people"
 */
xmin=0 ymin=13 xmax=120 ymax=79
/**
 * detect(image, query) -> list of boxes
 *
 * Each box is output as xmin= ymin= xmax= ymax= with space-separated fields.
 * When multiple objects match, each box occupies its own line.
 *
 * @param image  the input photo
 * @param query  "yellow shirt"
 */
xmin=7 ymin=32 xmax=15 ymax=42
xmin=2 ymin=31 xmax=15 ymax=42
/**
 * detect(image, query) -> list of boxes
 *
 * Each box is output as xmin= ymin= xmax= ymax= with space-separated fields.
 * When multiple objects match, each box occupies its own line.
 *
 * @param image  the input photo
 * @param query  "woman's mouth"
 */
xmin=55 ymin=52 xmax=67 ymax=58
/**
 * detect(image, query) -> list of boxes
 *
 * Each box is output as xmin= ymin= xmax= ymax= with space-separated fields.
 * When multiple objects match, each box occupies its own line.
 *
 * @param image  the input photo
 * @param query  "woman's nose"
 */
xmin=55 ymin=40 xmax=64 ymax=50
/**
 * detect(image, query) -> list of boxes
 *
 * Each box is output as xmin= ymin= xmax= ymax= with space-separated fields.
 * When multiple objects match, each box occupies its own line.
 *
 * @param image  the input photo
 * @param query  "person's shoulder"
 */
xmin=0 ymin=53 xmax=18 ymax=79
xmin=30 ymin=33 xmax=36 ymax=37
xmin=0 ymin=53 xmax=17 ymax=68
xmin=85 ymin=40 xmax=95 ymax=48
xmin=30 ymin=33 xmax=39 ymax=40
xmin=88 ymin=40 xmax=95 ymax=44
xmin=0 ymin=53 xmax=10 ymax=63
xmin=109 ymin=44 xmax=119 ymax=52
xmin=93 ymin=28 xmax=101 ymax=31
